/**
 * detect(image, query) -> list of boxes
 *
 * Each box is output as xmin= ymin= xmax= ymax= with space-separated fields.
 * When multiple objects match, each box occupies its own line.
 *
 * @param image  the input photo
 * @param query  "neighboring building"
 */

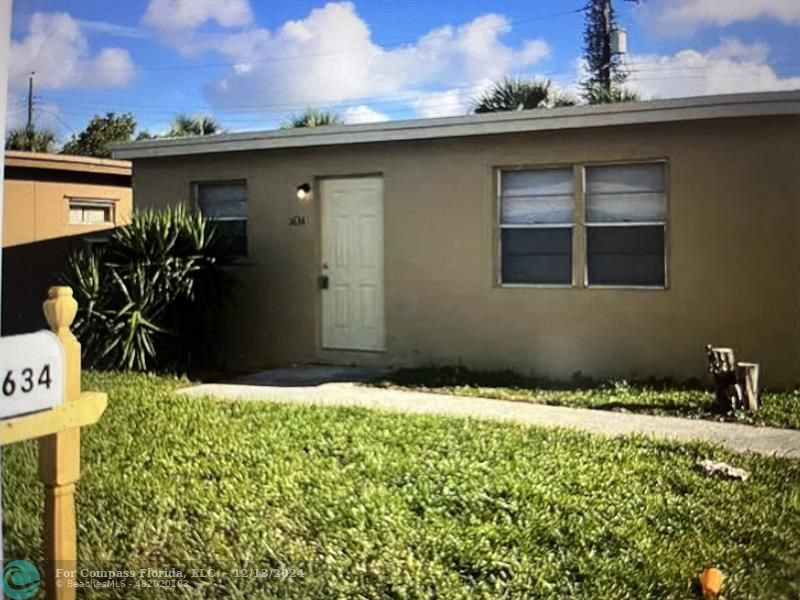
xmin=2 ymin=151 xmax=132 ymax=333
xmin=3 ymin=151 xmax=132 ymax=247
xmin=114 ymin=91 xmax=800 ymax=387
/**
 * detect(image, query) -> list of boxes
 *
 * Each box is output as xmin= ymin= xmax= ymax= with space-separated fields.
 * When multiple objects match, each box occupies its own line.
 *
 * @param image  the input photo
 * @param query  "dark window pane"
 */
xmin=214 ymin=219 xmax=248 ymax=256
xmin=587 ymin=225 xmax=664 ymax=286
xmin=196 ymin=182 xmax=248 ymax=257
xmin=196 ymin=183 xmax=247 ymax=219
xmin=501 ymin=228 xmax=572 ymax=284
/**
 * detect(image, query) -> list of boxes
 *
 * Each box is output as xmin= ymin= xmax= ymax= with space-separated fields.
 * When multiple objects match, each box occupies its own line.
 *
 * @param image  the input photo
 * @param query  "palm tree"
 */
xmin=168 ymin=114 xmax=223 ymax=137
xmin=472 ymin=78 xmax=576 ymax=114
xmin=282 ymin=108 xmax=343 ymax=129
xmin=5 ymin=124 xmax=56 ymax=152
xmin=584 ymin=85 xmax=641 ymax=105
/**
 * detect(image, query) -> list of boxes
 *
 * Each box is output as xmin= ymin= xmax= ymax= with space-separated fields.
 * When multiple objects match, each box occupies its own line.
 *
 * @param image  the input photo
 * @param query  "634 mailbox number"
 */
xmin=2 ymin=365 xmax=53 ymax=397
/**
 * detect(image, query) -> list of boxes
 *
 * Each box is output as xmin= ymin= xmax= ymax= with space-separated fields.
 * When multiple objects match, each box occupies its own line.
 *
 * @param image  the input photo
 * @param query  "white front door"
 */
xmin=321 ymin=177 xmax=385 ymax=351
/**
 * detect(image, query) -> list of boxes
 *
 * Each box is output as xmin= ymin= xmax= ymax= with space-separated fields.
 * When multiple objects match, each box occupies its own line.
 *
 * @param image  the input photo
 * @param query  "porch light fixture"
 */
xmin=296 ymin=183 xmax=312 ymax=202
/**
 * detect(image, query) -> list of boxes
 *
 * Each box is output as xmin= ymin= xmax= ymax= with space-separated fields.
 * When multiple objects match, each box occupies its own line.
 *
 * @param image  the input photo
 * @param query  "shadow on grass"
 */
xmin=370 ymin=365 xmax=721 ymax=418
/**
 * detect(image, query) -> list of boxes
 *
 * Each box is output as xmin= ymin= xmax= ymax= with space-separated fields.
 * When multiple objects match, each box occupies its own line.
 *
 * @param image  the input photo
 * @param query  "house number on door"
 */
xmin=289 ymin=215 xmax=308 ymax=226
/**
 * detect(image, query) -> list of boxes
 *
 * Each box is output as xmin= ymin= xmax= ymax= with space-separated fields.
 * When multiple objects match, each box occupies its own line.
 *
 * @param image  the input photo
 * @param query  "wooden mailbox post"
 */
xmin=0 ymin=287 xmax=107 ymax=599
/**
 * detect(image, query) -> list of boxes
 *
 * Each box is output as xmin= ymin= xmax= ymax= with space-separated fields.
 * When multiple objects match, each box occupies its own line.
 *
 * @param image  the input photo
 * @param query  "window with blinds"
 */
xmin=195 ymin=181 xmax=248 ymax=256
xmin=68 ymin=199 xmax=113 ymax=225
xmin=499 ymin=168 xmax=574 ymax=285
xmin=585 ymin=163 xmax=666 ymax=286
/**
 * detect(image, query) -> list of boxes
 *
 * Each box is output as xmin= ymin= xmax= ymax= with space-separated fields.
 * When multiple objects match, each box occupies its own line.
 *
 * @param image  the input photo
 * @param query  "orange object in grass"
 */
xmin=699 ymin=567 xmax=724 ymax=598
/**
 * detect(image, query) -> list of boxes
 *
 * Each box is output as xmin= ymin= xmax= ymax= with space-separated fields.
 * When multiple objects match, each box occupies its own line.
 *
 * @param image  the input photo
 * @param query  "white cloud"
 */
xmin=9 ymin=12 xmax=136 ymax=90
xmin=142 ymin=0 xmax=253 ymax=31
xmin=76 ymin=19 xmax=149 ymax=39
xmin=640 ymin=0 xmax=800 ymax=35
xmin=342 ymin=105 xmax=388 ymax=124
xmin=628 ymin=38 xmax=800 ymax=98
xmin=412 ymin=89 xmax=473 ymax=118
xmin=185 ymin=2 xmax=549 ymax=114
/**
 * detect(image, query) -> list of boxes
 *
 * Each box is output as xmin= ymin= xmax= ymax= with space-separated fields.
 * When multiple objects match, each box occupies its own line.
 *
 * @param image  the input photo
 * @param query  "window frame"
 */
xmin=582 ymin=159 xmax=669 ymax=290
xmin=495 ymin=164 xmax=577 ymax=289
xmin=67 ymin=198 xmax=115 ymax=226
xmin=191 ymin=179 xmax=249 ymax=258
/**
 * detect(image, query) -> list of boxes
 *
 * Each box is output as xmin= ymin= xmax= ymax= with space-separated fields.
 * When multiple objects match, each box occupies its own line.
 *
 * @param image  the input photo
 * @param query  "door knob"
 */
xmin=319 ymin=275 xmax=330 ymax=290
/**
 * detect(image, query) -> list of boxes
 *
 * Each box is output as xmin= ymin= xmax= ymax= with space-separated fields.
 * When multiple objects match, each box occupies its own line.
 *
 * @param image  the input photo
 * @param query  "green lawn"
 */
xmin=3 ymin=372 xmax=799 ymax=599
xmin=370 ymin=366 xmax=800 ymax=430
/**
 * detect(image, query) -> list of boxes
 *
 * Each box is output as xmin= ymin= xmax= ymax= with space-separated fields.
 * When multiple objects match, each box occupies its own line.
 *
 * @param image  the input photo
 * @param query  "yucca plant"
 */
xmin=64 ymin=206 xmax=232 ymax=371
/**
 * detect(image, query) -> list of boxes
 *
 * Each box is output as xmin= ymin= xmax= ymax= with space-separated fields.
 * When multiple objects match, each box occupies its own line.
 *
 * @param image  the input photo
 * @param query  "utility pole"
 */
xmin=27 ymin=72 xmax=34 ymax=129
xmin=601 ymin=0 xmax=612 ymax=95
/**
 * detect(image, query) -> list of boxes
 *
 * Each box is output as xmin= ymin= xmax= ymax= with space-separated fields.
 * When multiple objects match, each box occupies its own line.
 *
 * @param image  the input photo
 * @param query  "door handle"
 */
xmin=319 ymin=275 xmax=330 ymax=290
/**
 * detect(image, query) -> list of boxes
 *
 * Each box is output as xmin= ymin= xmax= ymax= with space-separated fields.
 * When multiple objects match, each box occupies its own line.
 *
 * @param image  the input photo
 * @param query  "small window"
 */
xmin=195 ymin=181 xmax=248 ymax=256
xmin=585 ymin=163 xmax=666 ymax=286
xmin=68 ymin=200 xmax=113 ymax=225
xmin=499 ymin=168 xmax=574 ymax=285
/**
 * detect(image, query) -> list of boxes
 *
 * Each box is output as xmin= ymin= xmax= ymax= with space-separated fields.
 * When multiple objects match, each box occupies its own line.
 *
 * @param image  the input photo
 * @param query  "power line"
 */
xmin=44 ymin=61 xmax=800 ymax=119
xmin=23 ymin=0 xmax=800 ymax=129
xmin=42 ymin=69 xmax=580 ymax=114
xmin=28 ymin=7 xmax=585 ymax=77
xmin=45 ymin=56 xmax=800 ymax=114
xmin=34 ymin=107 xmax=77 ymax=136
xmin=626 ymin=61 xmax=800 ymax=72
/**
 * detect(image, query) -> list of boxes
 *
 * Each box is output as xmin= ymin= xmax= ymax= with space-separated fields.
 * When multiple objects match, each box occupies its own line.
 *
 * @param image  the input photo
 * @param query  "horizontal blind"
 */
xmin=83 ymin=207 xmax=109 ymax=223
xmin=500 ymin=168 xmax=574 ymax=284
xmin=68 ymin=200 xmax=112 ymax=224
xmin=585 ymin=163 xmax=666 ymax=286
xmin=69 ymin=208 xmax=83 ymax=224
xmin=586 ymin=164 xmax=665 ymax=223
xmin=501 ymin=169 xmax=574 ymax=224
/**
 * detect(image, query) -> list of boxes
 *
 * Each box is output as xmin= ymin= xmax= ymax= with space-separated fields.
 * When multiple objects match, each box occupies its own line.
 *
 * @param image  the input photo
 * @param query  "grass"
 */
xmin=370 ymin=366 xmax=800 ymax=430
xmin=2 ymin=372 xmax=799 ymax=598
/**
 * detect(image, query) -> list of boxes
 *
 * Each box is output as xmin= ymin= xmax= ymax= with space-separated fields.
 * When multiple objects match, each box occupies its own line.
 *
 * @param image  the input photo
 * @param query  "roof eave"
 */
xmin=111 ymin=90 xmax=800 ymax=160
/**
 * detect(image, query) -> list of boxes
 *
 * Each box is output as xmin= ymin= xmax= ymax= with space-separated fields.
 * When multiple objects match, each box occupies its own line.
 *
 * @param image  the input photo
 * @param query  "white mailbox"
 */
xmin=0 ymin=331 xmax=64 ymax=419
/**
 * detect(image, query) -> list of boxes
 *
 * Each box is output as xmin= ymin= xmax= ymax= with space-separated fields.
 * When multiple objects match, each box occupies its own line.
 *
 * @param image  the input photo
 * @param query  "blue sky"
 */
xmin=6 ymin=0 xmax=800 ymax=141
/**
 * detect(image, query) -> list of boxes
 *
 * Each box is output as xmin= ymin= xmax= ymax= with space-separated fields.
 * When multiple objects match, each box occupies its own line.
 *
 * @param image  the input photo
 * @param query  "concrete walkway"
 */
xmin=181 ymin=379 xmax=800 ymax=459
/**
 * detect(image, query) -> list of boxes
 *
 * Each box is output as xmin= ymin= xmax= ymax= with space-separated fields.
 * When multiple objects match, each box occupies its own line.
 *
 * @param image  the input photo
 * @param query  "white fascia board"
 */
xmin=112 ymin=91 xmax=800 ymax=160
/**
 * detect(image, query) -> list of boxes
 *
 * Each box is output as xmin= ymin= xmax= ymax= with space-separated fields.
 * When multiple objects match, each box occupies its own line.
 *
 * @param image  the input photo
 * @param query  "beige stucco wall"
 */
xmin=130 ymin=116 xmax=800 ymax=387
xmin=3 ymin=179 xmax=132 ymax=247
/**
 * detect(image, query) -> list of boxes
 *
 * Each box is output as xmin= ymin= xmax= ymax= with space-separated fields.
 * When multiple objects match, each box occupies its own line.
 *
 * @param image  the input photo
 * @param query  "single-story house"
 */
xmin=114 ymin=91 xmax=800 ymax=388
xmin=2 ymin=151 xmax=132 ymax=334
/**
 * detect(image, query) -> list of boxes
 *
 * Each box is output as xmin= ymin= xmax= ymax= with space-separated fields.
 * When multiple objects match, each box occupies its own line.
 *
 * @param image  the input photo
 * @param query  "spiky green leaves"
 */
xmin=64 ymin=206 xmax=232 ymax=371
xmin=472 ymin=78 xmax=576 ymax=114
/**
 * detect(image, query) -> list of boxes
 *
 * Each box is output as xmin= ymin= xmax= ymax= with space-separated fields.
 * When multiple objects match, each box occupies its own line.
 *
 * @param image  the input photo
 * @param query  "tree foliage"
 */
xmin=581 ymin=0 xmax=637 ymax=104
xmin=583 ymin=85 xmax=641 ymax=105
xmin=282 ymin=108 xmax=343 ymax=128
xmin=5 ymin=124 xmax=56 ymax=153
xmin=64 ymin=207 xmax=232 ymax=371
xmin=62 ymin=112 xmax=137 ymax=158
xmin=168 ymin=114 xmax=223 ymax=137
xmin=472 ymin=78 xmax=575 ymax=113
